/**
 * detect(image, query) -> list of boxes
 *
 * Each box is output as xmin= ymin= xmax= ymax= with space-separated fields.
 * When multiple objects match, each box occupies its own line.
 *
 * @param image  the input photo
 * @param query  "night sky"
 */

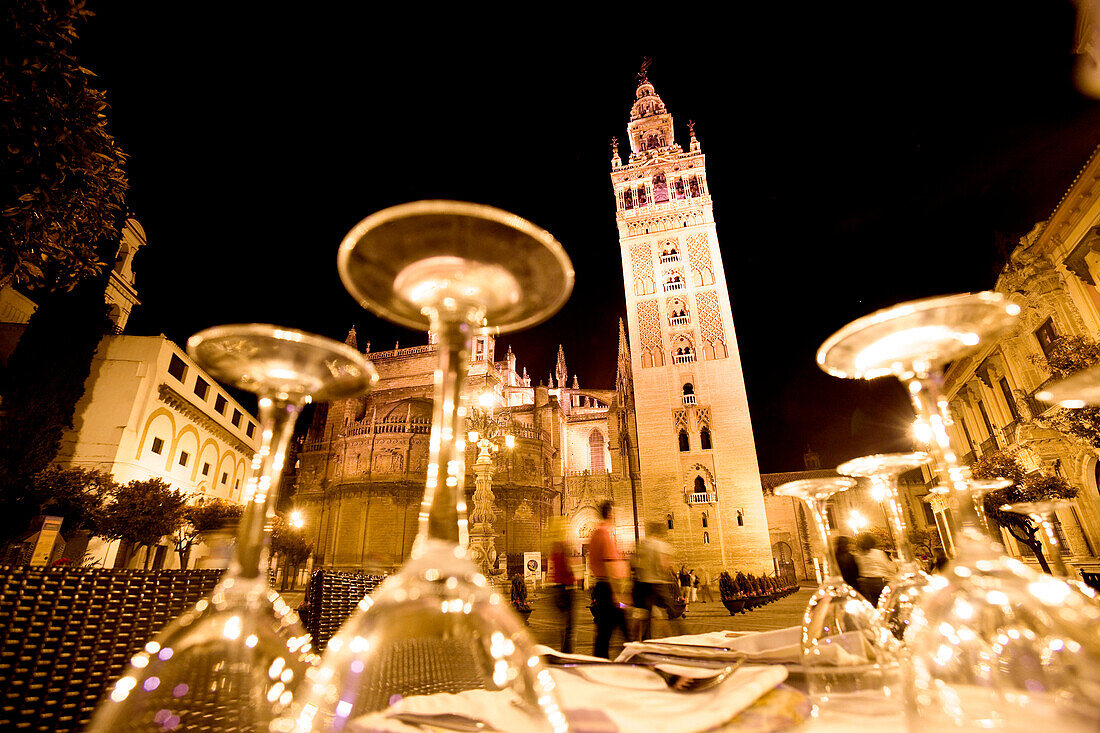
xmin=72 ymin=4 xmax=1100 ymax=472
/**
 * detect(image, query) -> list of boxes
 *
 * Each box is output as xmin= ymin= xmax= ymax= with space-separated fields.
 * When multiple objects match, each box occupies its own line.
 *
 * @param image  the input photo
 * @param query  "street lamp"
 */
xmin=289 ymin=509 xmax=305 ymax=529
xmin=464 ymin=390 xmax=515 ymax=581
xmin=848 ymin=510 xmax=869 ymax=534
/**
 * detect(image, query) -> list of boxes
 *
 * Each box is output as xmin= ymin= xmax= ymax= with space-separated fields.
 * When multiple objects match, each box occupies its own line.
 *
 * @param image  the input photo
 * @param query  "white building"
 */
xmin=60 ymin=335 xmax=261 ymax=567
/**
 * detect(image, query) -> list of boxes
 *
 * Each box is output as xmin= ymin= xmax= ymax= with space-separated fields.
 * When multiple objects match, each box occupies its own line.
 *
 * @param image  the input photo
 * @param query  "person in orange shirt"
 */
xmin=589 ymin=501 xmax=629 ymax=658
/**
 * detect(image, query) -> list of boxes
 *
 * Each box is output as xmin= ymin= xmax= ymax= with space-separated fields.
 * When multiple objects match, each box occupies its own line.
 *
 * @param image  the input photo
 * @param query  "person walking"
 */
xmin=547 ymin=516 xmax=576 ymax=653
xmin=678 ymin=565 xmax=690 ymax=602
xmin=689 ymin=569 xmax=699 ymax=602
xmin=632 ymin=521 xmax=685 ymax=641
xmin=855 ymin=532 xmax=895 ymax=605
xmin=590 ymin=501 xmax=630 ymax=658
xmin=698 ymin=568 xmax=714 ymax=603
xmin=834 ymin=536 xmax=861 ymax=591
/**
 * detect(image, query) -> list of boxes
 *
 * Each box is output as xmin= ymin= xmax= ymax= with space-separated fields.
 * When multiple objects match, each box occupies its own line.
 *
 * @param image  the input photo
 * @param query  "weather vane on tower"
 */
xmin=637 ymin=57 xmax=653 ymax=84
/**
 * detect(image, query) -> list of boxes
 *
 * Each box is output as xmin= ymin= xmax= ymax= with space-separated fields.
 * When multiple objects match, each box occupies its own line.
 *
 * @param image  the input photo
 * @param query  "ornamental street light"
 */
xmin=848 ymin=510 xmax=869 ymax=534
xmin=464 ymin=390 xmax=514 ymax=581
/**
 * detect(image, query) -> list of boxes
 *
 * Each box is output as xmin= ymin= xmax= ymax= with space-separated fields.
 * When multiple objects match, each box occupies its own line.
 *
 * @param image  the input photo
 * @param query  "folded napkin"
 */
xmin=348 ymin=648 xmax=787 ymax=733
xmin=620 ymin=626 xmax=869 ymax=667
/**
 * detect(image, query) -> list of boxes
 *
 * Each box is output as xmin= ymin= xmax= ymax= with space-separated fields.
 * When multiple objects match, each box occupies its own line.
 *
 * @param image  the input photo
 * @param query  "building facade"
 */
xmin=60 ymin=335 xmax=262 ymax=567
xmin=293 ymin=328 xmax=640 ymax=576
xmin=942 ymin=147 xmax=1100 ymax=575
xmin=611 ymin=74 xmax=773 ymax=578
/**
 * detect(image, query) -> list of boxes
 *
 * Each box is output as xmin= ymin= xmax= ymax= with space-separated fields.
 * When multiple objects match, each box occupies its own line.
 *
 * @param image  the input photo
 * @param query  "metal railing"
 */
xmin=682 ymin=394 xmax=697 ymax=405
xmin=979 ymin=435 xmax=999 ymax=456
xmin=670 ymin=315 xmax=690 ymax=326
xmin=664 ymin=281 xmax=684 ymax=292
xmin=660 ymin=253 xmax=680 ymax=264
xmin=687 ymin=491 xmax=717 ymax=504
xmin=673 ymin=353 xmax=696 ymax=364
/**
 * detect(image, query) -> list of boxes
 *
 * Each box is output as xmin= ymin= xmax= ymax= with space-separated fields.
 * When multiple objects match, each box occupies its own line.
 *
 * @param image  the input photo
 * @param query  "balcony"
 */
xmin=979 ymin=435 xmax=999 ymax=456
xmin=682 ymin=394 xmax=696 ymax=405
xmin=673 ymin=353 xmax=696 ymax=364
xmin=664 ymin=281 xmax=684 ymax=292
xmin=961 ymin=451 xmax=976 ymax=466
xmin=687 ymin=491 xmax=717 ymax=505
xmin=660 ymin=253 xmax=680 ymax=264
xmin=670 ymin=315 xmax=690 ymax=327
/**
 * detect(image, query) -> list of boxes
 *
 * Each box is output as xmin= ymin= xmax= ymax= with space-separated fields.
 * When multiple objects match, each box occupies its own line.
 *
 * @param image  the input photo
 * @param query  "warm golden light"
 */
xmin=467 ymin=430 xmax=479 ymax=444
xmin=848 ymin=510 xmax=869 ymax=533
xmin=289 ymin=510 xmax=304 ymax=529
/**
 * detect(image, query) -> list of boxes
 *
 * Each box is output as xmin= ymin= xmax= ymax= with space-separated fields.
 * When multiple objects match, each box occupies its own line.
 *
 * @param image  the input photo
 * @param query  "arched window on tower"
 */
xmin=674 ymin=178 xmax=685 ymax=200
xmin=737 ymin=509 xmax=745 ymax=526
xmin=678 ymin=430 xmax=690 ymax=452
xmin=589 ymin=429 xmax=606 ymax=473
xmin=667 ymin=513 xmax=674 ymax=530
xmin=653 ymin=173 xmax=669 ymax=203
xmin=701 ymin=511 xmax=708 ymax=528
xmin=694 ymin=476 xmax=706 ymax=495
xmin=623 ymin=188 xmax=634 ymax=210
xmin=682 ymin=383 xmax=696 ymax=405
xmin=636 ymin=185 xmax=647 ymax=206
xmin=689 ymin=176 xmax=700 ymax=197
xmin=700 ymin=427 xmax=712 ymax=450
xmin=703 ymin=531 xmax=710 ymax=545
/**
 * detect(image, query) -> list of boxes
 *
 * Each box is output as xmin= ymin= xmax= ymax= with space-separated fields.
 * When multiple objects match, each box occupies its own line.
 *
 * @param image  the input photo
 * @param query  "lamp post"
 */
xmin=465 ymin=390 xmax=514 ymax=582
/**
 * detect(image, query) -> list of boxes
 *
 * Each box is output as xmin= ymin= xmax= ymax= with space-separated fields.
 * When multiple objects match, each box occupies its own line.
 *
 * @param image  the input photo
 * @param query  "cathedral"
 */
xmin=293 ymin=73 xmax=775 ymax=580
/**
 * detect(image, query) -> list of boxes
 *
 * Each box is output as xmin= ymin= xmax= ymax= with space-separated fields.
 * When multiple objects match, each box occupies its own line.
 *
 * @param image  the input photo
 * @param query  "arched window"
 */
xmin=701 ymin=511 xmax=708 ymax=528
xmin=703 ymin=531 xmax=710 ymax=545
xmin=694 ymin=476 xmax=706 ymax=494
xmin=653 ymin=173 xmax=669 ymax=203
xmin=589 ymin=429 xmax=606 ymax=472
xmin=683 ymin=383 xmax=694 ymax=396
xmin=736 ymin=509 xmax=744 ymax=526
xmin=700 ymin=427 xmax=712 ymax=450
xmin=682 ymin=383 xmax=696 ymax=405
xmin=667 ymin=514 xmax=674 ymax=530
xmin=678 ymin=430 xmax=690 ymax=452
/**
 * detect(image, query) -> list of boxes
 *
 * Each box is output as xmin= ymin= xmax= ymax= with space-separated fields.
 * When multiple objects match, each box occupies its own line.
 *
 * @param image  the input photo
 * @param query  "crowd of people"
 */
xmin=833 ymin=531 xmax=946 ymax=605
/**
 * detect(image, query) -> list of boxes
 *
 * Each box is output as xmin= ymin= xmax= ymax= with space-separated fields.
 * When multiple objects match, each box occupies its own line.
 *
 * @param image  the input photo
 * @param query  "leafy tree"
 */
xmin=1 ymin=0 xmax=128 ymax=292
xmin=1030 ymin=336 xmax=1100 ymax=448
xmin=171 ymin=498 xmax=243 ymax=569
xmin=270 ymin=514 xmax=312 ymax=590
xmin=98 ymin=478 xmax=186 ymax=569
xmin=25 ymin=465 xmax=115 ymax=535
xmin=972 ymin=450 xmax=1078 ymax=574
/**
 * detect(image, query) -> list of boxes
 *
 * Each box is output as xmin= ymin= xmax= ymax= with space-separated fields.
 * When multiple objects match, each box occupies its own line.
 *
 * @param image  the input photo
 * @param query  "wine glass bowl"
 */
xmin=338 ymin=200 xmax=574 ymax=333
xmin=1036 ymin=363 xmax=1100 ymax=408
xmin=817 ymin=292 xmax=1021 ymax=380
xmin=88 ymin=325 xmax=377 ymax=733
xmin=285 ymin=202 xmax=574 ymax=731
xmin=189 ymin=324 xmax=378 ymax=402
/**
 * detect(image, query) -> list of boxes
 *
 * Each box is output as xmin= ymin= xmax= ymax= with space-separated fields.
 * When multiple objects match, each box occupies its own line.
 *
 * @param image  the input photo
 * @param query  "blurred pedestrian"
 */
xmin=856 ymin=532 xmax=895 ymax=605
xmin=834 ymin=535 xmax=860 ymax=590
xmin=547 ymin=516 xmax=576 ymax=653
xmin=698 ymin=568 xmax=714 ymax=603
xmin=590 ymin=501 xmax=630 ymax=658
xmin=678 ymin=565 xmax=690 ymax=601
xmin=930 ymin=547 xmax=948 ymax=573
xmin=689 ymin=569 xmax=698 ymax=602
xmin=632 ymin=521 xmax=684 ymax=641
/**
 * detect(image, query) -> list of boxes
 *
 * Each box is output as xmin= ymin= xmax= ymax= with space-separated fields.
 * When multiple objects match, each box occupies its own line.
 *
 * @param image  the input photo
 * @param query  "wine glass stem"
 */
xmin=230 ymin=395 xmax=302 ymax=580
xmin=416 ymin=318 xmax=475 ymax=549
xmin=879 ymin=476 xmax=916 ymax=566
xmin=809 ymin=496 xmax=841 ymax=580
xmin=1031 ymin=511 xmax=1073 ymax=578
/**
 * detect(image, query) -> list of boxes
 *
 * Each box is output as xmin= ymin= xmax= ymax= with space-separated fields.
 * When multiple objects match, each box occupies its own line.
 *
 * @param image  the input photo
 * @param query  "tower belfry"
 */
xmin=611 ymin=70 xmax=772 ymax=576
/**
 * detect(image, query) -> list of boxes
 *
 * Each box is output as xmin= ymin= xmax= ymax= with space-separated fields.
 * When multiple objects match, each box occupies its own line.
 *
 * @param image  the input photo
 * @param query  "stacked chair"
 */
xmin=302 ymin=570 xmax=384 ymax=650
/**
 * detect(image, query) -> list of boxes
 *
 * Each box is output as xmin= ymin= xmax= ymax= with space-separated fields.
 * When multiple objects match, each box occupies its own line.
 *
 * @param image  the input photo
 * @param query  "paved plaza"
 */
xmin=526 ymin=586 xmax=812 ymax=658
xmin=280 ymin=584 xmax=813 ymax=659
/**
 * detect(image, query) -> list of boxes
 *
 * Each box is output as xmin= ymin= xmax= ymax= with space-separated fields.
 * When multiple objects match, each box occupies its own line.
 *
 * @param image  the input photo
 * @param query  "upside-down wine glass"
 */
xmin=836 ymin=452 xmax=932 ymax=642
xmin=774 ymin=477 xmax=899 ymax=716
xmin=818 ymin=292 xmax=1100 ymax=731
xmin=1002 ymin=500 xmax=1099 ymax=601
xmin=280 ymin=201 xmax=574 ymax=732
xmin=88 ymin=325 xmax=378 ymax=732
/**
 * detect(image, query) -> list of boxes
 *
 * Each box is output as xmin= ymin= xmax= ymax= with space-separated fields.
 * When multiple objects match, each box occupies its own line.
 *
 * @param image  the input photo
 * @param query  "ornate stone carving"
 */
xmin=630 ymin=243 xmax=655 ymax=295
xmin=636 ymin=299 xmax=664 ymax=367
xmin=685 ymin=232 xmax=715 ymax=286
xmin=695 ymin=289 xmax=727 ymax=359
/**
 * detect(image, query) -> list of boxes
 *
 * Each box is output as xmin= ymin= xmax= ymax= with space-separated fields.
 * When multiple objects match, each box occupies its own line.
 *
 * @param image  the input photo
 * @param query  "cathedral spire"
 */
xmin=572 ymin=374 xmax=579 ymax=389
xmin=345 ymin=326 xmax=357 ymax=350
xmin=555 ymin=345 xmax=568 ymax=389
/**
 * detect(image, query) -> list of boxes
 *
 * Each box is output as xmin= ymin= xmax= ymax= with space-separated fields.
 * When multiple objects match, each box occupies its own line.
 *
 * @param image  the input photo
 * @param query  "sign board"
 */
xmin=523 ymin=552 xmax=542 ymax=587
xmin=30 ymin=516 xmax=64 ymax=566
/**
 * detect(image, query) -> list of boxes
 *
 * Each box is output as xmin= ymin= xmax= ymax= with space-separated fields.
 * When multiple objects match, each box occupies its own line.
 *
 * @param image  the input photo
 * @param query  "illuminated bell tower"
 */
xmin=611 ymin=70 xmax=773 ymax=576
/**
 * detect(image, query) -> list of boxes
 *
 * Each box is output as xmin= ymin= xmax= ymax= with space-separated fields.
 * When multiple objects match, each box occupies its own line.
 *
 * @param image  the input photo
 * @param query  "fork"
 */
xmin=385 ymin=711 xmax=499 ymax=731
xmin=540 ymin=651 xmax=743 ymax=692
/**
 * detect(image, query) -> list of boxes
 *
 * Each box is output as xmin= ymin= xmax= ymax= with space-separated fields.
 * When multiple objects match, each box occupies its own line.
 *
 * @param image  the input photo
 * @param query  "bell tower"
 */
xmin=611 ymin=68 xmax=773 ymax=576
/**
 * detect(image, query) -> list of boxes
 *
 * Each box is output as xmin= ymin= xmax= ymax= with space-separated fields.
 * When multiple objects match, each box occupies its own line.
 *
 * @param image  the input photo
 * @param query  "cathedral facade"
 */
xmin=292 ymin=328 xmax=640 ymax=576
